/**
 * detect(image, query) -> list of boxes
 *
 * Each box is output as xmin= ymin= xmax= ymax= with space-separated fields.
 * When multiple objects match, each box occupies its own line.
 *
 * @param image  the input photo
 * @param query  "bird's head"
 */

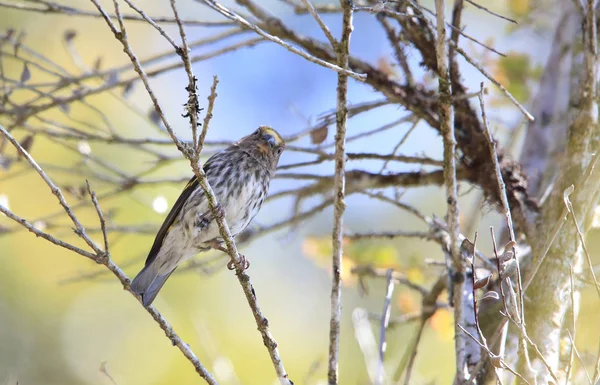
xmin=237 ymin=126 xmax=285 ymax=171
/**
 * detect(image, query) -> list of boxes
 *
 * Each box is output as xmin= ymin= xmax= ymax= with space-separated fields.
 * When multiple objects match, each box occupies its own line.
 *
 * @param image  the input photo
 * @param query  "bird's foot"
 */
xmin=197 ymin=203 xmax=225 ymax=228
xmin=209 ymin=239 xmax=227 ymax=253
xmin=227 ymin=254 xmax=250 ymax=271
xmin=208 ymin=240 xmax=250 ymax=271
xmin=211 ymin=203 xmax=225 ymax=220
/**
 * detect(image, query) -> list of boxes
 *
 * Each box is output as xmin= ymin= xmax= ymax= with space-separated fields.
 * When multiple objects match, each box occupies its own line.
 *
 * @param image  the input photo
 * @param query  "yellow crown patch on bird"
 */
xmin=259 ymin=126 xmax=284 ymax=146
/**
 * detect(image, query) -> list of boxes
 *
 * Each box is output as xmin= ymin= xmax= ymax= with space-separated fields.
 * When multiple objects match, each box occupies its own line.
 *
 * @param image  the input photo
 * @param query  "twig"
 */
xmin=0 ymin=0 xmax=232 ymax=25
xmin=170 ymin=0 xmax=202 ymax=163
xmin=563 ymin=185 xmax=600 ymax=297
xmin=376 ymin=269 xmax=395 ymax=385
xmin=451 ymin=42 xmax=534 ymax=121
xmin=524 ymin=151 xmax=600 ymax=292
xmin=397 ymin=274 xmax=448 ymax=384
xmin=99 ymin=362 xmax=119 ymax=385
xmin=458 ymin=324 xmax=530 ymax=385
xmin=198 ymin=0 xmax=366 ymax=81
xmin=378 ymin=118 xmax=420 ymax=173
xmin=464 ymin=0 xmax=517 ymax=24
xmin=0 ymin=123 xmax=218 ymax=384
xmin=0 ymin=124 xmax=103 ymax=255
xmin=465 ymin=234 xmax=503 ymax=385
xmin=402 ymin=319 xmax=427 ymax=385
xmin=565 ymin=264 xmax=576 ymax=384
xmin=124 ymin=0 xmax=180 ymax=50
xmin=479 ymin=83 xmax=526 ymax=321
xmin=433 ymin=0 xmax=466 ymax=381
xmin=593 ymin=339 xmax=600 ymax=385
xmin=89 ymin=0 xmax=187 ymax=154
xmin=300 ymin=0 xmax=338 ymax=48
xmin=86 ymin=180 xmax=110 ymax=258
xmin=351 ymin=265 xmax=429 ymax=296
xmin=199 ymin=76 xmax=219 ymax=154
xmin=352 ymin=308 xmax=380 ymax=383
xmin=567 ymin=331 xmax=593 ymax=384
xmin=328 ymin=2 xmax=353 ymax=383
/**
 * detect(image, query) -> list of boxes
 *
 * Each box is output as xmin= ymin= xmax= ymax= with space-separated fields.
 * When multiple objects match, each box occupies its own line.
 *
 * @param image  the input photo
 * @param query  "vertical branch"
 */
xmin=460 ymin=238 xmax=480 ymax=375
xmin=328 ymin=1 xmax=353 ymax=384
xmin=433 ymin=0 xmax=465 ymax=382
xmin=376 ymin=269 xmax=395 ymax=385
xmin=170 ymin=0 xmax=201 ymax=163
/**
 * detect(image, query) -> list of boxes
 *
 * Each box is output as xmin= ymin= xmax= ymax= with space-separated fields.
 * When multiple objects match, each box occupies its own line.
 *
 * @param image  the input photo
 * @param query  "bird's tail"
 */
xmin=131 ymin=264 xmax=175 ymax=307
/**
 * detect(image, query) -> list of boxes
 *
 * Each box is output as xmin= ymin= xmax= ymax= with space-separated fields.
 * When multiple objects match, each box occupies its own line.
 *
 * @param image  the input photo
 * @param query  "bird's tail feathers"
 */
xmin=131 ymin=264 xmax=175 ymax=307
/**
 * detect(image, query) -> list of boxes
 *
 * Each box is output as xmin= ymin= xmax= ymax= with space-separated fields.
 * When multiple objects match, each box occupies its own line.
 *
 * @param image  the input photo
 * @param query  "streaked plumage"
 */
xmin=131 ymin=126 xmax=285 ymax=307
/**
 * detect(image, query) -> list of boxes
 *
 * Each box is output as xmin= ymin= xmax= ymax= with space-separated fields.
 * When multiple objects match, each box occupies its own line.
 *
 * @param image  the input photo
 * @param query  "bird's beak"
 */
xmin=263 ymin=133 xmax=277 ymax=148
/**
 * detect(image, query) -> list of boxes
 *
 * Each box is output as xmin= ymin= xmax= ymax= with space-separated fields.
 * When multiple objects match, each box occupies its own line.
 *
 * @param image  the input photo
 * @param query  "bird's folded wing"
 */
xmin=143 ymin=175 xmax=199 ymax=267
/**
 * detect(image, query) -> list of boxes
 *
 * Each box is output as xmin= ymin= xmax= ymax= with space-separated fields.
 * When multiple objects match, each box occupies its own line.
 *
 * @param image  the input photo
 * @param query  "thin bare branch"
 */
xmin=197 ymin=0 xmax=366 ymax=81
xmin=328 ymin=2 xmax=353 ymax=383
xmin=376 ymin=269 xmax=395 ymax=385
xmin=0 ymin=123 xmax=218 ymax=384
xmin=433 ymin=0 xmax=466 ymax=381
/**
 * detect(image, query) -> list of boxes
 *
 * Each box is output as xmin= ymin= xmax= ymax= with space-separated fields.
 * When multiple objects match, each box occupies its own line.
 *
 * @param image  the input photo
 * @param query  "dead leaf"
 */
xmin=377 ymin=56 xmax=397 ymax=78
xmin=93 ymin=57 xmax=103 ymax=71
xmin=474 ymin=275 xmax=491 ymax=290
xmin=64 ymin=30 xmax=77 ymax=42
xmin=19 ymin=135 xmax=34 ymax=155
xmin=20 ymin=63 xmax=30 ymax=83
xmin=310 ymin=125 xmax=328 ymax=145
xmin=481 ymin=291 xmax=500 ymax=301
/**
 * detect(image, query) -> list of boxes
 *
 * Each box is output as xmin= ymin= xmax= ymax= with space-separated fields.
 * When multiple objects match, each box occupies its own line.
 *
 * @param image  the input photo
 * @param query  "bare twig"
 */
xmin=199 ymin=76 xmax=219 ymax=154
xmin=464 ymin=0 xmax=517 ymax=24
xmin=563 ymin=185 xmax=600 ymax=297
xmin=433 ymin=0 xmax=466 ymax=381
xmin=375 ymin=269 xmax=395 ymax=385
xmin=458 ymin=324 xmax=530 ymax=385
xmin=0 ymin=0 xmax=232 ymax=25
xmin=0 ymin=123 xmax=218 ymax=384
xmin=197 ymin=0 xmax=366 ymax=81
xmin=328 ymin=2 xmax=353 ymax=383
xmin=451 ymin=42 xmax=534 ymax=121
xmin=567 ymin=331 xmax=593 ymax=384
xmin=352 ymin=308 xmax=380 ymax=383
xmin=86 ymin=180 xmax=110 ymax=258
xmin=565 ymin=264 xmax=576 ymax=384
xmin=300 ymin=0 xmax=338 ymax=48
xmin=351 ymin=265 xmax=429 ymax=296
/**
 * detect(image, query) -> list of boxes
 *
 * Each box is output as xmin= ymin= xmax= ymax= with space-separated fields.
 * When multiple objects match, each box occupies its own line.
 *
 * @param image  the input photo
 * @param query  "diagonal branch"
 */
xmin=0 ymin=123 xmax=219 ymax=384
xmin=197 ymin=0 xmax=366 ymax=81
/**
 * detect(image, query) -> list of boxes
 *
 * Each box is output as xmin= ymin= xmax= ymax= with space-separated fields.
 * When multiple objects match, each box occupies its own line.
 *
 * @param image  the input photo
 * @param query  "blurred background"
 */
xmin=0 ymin=1 xmax=598 ymax=384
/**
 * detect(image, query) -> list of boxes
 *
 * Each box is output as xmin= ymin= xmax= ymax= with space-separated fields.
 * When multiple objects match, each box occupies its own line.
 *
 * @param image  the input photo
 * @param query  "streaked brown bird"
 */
xmin=131 ymin=126 xmax=285 ymax=307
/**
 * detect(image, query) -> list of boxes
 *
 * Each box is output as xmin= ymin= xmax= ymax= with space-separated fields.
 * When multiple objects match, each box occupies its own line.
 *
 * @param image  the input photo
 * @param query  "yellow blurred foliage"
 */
xmin=406 ymin=267 xmax=424 ymax=285
xmin=429 ymin=309 xmax=454 ymax=342
xmin=508 ymin=0 xmax=529 ymax=17
xmin=302 ymin=235 xmax=400 ymax=269
xmin=396 ymin=292 xmax=418 ymax=314
xmin=301 ymin=236 xmax=357 ymax=286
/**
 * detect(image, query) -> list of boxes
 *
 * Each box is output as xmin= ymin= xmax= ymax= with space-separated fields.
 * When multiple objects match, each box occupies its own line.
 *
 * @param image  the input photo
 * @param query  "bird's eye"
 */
xmin=255 ymin=129 xmax=261 ymax=136
xmin=277 ymin=147 xmax=283 ymax=155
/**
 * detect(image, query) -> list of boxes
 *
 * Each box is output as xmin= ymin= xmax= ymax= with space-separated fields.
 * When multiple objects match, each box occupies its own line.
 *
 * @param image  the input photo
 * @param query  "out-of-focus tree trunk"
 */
xmin=480 ymin=1 xmax=600 ymax=383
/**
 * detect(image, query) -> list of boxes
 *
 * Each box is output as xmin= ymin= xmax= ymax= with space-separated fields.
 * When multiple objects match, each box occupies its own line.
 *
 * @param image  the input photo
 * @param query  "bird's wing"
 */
xmin=143 ymin=174 xmax=199 ymax=267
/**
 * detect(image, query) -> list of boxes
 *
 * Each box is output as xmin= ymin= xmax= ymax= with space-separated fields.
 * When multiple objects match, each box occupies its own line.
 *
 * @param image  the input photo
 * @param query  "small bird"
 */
xmin=131 ymin=126 xmax=285 ymax=307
